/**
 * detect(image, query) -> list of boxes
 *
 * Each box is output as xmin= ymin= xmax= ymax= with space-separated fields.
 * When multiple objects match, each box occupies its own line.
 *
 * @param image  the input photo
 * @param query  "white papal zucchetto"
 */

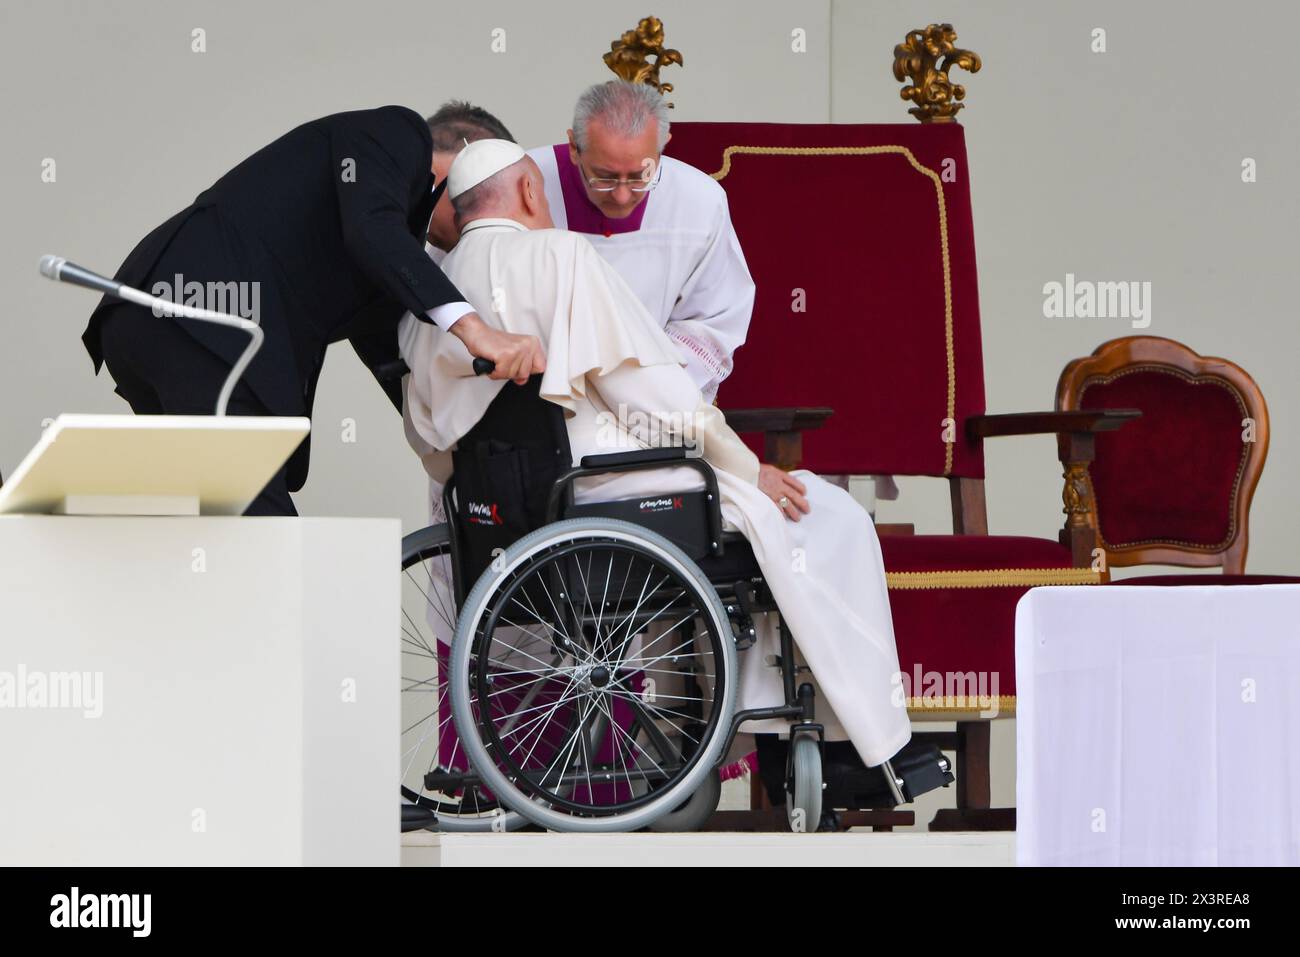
xmin=446 ymin=138 xmax=526 ymax=199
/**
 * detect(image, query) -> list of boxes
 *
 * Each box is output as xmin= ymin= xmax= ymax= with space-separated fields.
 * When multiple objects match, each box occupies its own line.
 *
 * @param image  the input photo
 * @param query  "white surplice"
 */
xmin=402 ymin=218 xmax=911 ymax=767
xmin=528 ymin=145 xmax=755 ymax=403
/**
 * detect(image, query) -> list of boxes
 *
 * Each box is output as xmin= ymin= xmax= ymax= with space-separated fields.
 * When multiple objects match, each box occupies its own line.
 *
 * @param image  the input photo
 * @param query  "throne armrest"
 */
xmin=965 ymin=408 xmax=1142 ymax=569
xmin=965 ymin=409 xmax=1140 ymax=439
xmin=721 ymin=407 xmax=834 ymax=470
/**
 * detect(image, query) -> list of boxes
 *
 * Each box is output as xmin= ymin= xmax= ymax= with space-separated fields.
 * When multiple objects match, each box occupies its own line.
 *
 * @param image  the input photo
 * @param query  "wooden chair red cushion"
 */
xmin=1084 ymin=371 xmax=1244 ymax=548
xmin=1057 ymin=336 xmax=1273 ymax=575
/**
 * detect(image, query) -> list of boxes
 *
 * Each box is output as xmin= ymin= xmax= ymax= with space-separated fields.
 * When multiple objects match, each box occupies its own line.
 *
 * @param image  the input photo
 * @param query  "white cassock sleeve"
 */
xmin=662 ymin=191 xmax=756 ymax=403
xmin=588 ymin=359 xmax=761 ymax=488
xmin=398 ymin=321 xmax=453 ymax=485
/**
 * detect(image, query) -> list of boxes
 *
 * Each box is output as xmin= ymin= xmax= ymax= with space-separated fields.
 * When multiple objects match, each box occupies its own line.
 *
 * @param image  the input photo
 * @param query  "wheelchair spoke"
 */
xmin=613 ymin=692 xmax=679 ymax=773
xmin=525 ymin=691 xmax=590 ymax=795
xmin=594 ymin=692 xmax=658 ymax=791
xmin=401 ymin=674 xmax=440 ymax=692
xmin=400 ymin=635 xmax=434 ymax=656
xmin=601 ymin=685 xmax=705 ymax=746
xmin=604 ymin=578 xmax=682 ymax=659
xmin=399 ymin=614 xmax=437 ymax=658
xmin=497 ymin=664 xmax=585 ymax=772
xmin=482 ymin=622 xmax=577 ymax=672
xmin=499 ymin=600 xmax=563 ymax=645
xmin=617 ymin=630 xmax=715 ymax=673
xmin=533 ymin=566 xmax=581 ymax=650
xmin=572 ymin=549 xmax=602 ymax=639
xmin=401 ymin=542 xmax=509 ymax=821
xmin=411 ymin=561 xmax=456 ymax=633
xmin=608 ymin=681 xmax=708 ymax=708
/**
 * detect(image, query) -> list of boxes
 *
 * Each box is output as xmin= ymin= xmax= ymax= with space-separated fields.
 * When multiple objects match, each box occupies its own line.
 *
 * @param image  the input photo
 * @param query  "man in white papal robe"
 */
xmin=400 ymin=138 xmax=913 ymax=770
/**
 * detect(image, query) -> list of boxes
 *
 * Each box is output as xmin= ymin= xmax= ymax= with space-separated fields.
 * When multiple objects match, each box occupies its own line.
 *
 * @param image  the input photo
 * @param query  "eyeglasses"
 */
xmin=576 ymin=149 xmax=663 ymax=193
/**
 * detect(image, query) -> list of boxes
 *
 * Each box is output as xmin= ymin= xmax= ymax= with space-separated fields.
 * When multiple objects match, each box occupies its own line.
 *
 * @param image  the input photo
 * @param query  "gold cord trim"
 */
xmin=906 ymin=695 xmax=1017 ymax=715
xmin=710 ymin=145 xmax=956 ymax=475
xmin=887 ymin=567 xmax=1101 ymax=590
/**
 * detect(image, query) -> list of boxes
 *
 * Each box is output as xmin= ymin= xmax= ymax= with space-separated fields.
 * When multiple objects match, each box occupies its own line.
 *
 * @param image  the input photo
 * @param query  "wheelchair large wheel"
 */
xmin=450 ymin=517 xmax=737 ymax=832
xmin=646 ymin=767 xmax=722 ymax=832
xmin=400 ymin=523 xmax=526 ymax=832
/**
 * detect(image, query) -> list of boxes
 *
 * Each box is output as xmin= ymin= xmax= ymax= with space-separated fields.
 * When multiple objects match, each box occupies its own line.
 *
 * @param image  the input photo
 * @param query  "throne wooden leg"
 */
xmin=920 ymin=721 xmax=1016 ymax=831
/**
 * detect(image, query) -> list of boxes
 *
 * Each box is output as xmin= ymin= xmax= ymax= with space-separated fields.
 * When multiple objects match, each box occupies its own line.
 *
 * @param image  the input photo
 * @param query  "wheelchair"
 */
xmin=399 ymin=373 xmax=952 ymax=833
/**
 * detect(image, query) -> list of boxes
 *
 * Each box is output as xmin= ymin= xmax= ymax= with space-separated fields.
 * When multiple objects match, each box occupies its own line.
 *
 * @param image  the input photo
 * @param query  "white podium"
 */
xmin=0 ymin=515 xmax=398 ymax=866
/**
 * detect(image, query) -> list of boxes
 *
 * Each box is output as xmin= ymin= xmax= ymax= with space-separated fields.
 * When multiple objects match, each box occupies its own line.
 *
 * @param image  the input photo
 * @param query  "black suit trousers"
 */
xmin=96 ymin=302 xmax=297 ymax=517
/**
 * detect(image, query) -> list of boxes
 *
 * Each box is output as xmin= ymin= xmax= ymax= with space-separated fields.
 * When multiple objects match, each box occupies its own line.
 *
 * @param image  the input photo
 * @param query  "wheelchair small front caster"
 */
xmin=785 ymin=732 xmax=823 ymax=833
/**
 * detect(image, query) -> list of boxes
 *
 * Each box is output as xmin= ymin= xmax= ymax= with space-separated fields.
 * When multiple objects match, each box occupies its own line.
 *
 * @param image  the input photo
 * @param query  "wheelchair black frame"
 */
xmin=440 ymin=443 xmax=826 ymax=788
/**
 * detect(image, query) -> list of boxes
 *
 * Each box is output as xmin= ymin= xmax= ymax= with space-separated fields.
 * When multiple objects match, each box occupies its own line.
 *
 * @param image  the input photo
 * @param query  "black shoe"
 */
xmin=756 ymin=736 xmax=953 ymax=809
xmin=828 ymin=740 xmax=954 ymax=807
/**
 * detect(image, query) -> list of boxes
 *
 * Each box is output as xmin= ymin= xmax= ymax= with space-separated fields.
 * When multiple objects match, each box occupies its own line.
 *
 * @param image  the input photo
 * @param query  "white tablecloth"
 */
xmin=1016 ymin=584 xmax=1300 ymax=866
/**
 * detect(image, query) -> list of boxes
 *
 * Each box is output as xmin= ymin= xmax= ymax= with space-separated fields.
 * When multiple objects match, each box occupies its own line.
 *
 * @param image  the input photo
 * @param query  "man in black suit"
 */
xmin=82 ymin=102 xmax=543 ymax=515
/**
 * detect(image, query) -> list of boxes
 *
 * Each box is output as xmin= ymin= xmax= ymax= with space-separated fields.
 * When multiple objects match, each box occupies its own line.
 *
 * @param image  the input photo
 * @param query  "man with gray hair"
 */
xmin=421 ymin=100 xmax=517 ymax=259
xmin=527 ymin=80 xmax=755 ymax=403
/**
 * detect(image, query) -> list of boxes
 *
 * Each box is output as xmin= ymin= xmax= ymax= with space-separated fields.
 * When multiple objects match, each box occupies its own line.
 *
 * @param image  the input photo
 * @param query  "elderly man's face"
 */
xmin=566 ymin=120 xmax=665 ymax=219
xmin=428 ymin=151 xmax=459 ymax=251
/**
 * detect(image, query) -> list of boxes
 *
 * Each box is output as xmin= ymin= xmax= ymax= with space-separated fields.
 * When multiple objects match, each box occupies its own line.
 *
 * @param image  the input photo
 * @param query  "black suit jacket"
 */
xmin=82 ymin=105 xmax=460 ymax=490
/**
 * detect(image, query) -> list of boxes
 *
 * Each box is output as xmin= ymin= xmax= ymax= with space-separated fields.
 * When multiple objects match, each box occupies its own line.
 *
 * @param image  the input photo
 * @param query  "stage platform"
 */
xmin=401 ymin=830 xmax=1015 ymax=867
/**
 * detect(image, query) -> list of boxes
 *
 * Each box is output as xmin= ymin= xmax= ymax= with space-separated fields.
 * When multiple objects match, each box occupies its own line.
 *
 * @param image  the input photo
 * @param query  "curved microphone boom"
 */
xmin=39 ymin=255 xmax=264 ymax=416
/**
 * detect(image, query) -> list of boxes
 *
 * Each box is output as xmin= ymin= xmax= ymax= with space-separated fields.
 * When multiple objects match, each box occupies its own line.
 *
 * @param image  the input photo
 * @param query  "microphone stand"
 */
xmin=39 ymin=255 xmax=264 ymax=416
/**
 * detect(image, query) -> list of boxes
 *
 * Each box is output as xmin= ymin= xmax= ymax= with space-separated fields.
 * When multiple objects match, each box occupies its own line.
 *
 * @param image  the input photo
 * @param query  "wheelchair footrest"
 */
xmin=890 ymin=743 xmax=954 ymax=804
xmin=826 ymin=741 xmax=953 ymax=808
xmin=755 ymin=736 xmax=953 ymax=809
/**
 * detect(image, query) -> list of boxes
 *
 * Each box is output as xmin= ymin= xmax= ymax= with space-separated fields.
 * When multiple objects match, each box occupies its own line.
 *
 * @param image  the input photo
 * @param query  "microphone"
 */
xmin=40 ymin=254 xmax=264 ymax=417
xmin=39 ymin=255 xmax=122 ymax=296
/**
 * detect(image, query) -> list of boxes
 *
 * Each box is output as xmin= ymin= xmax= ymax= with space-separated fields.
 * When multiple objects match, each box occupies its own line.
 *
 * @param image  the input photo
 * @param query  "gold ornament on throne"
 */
xmin=603 ymin=15 xmax=683 ymax=107
xmin=892 ymin=23 xmax=981 ymax=123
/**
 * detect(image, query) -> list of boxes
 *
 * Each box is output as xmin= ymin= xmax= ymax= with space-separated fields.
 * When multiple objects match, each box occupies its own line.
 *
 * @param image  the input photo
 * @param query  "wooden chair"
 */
xmin=665 ymin=110 xmax=1139 ymax=830
xmin=1057 ymin=336 xmax=1296 ymax=585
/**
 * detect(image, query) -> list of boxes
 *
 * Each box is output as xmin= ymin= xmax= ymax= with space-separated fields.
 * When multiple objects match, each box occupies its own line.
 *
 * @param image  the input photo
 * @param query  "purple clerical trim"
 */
xmin=553 ymin=143 xmax=650 ymax=236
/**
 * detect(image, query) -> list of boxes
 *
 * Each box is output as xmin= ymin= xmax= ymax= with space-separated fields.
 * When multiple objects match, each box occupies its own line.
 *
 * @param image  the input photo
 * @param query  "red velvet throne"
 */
xmin=665 ymin=121 xmax=1138 ymax=830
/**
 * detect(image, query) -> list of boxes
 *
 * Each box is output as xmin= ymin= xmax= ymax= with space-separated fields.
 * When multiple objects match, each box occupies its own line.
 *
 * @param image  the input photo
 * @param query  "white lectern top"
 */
xmin=0 ymin=414 xmax=310 ymax=516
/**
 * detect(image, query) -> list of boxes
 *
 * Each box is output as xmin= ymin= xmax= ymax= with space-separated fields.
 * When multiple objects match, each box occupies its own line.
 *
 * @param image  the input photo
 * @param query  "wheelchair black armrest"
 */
xmin=579 ymin=447 xmax=688 ymax=468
